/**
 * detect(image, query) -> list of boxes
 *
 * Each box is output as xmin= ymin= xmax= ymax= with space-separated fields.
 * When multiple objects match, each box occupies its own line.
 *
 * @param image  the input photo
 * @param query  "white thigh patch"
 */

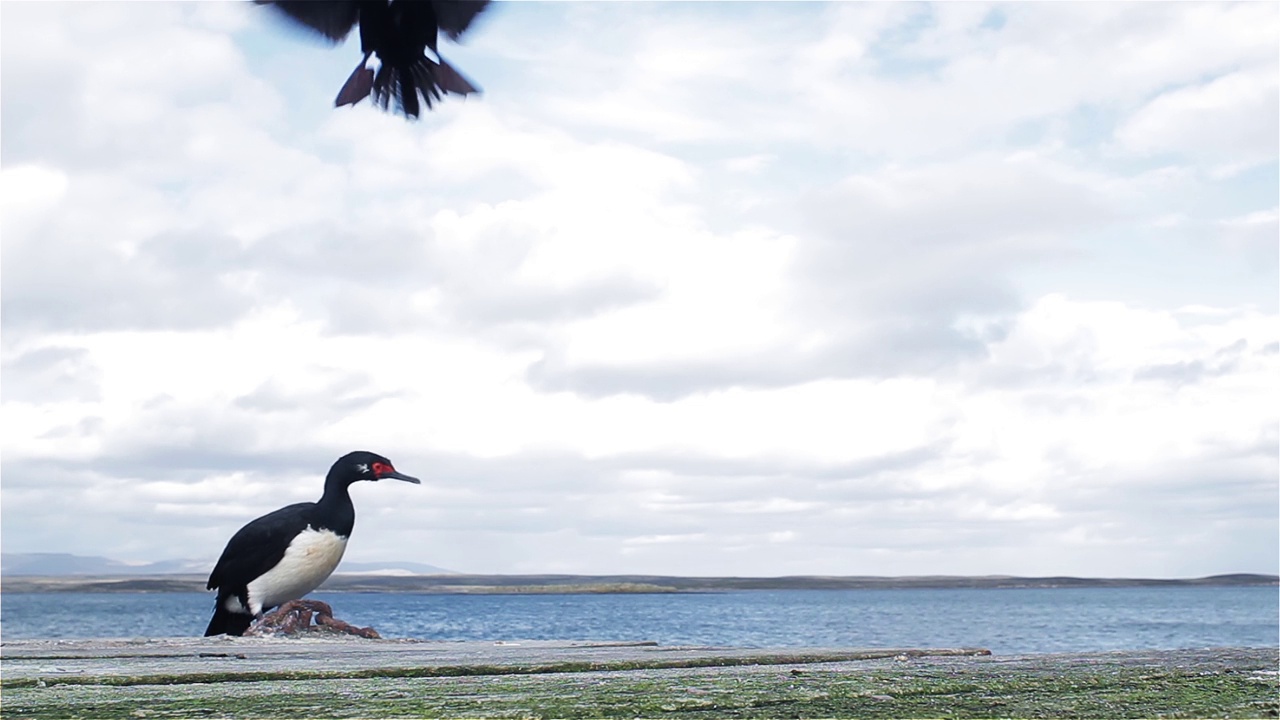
xmin=245 ymin=527 xmax=348 ymax=614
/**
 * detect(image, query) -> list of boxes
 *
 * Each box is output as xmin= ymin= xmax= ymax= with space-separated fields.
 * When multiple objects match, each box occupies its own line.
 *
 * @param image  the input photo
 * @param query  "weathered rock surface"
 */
xmin=2 ymin=637 xmax=1275 ymax=718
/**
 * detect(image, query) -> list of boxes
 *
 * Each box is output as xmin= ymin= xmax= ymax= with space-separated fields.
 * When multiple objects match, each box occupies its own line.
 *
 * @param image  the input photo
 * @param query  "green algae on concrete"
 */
xmin=2 ymin=642 xmax=1275 ymax=719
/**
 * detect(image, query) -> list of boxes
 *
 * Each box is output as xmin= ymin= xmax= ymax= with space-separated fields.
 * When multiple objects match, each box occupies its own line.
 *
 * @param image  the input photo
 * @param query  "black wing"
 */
xmin=256 ymin=0 xmax=361 ymax=42
xmin=206 ymin=502 xmax=315 ymax=592
xmin=433 ymin=0 xmax=491 ymax=41
xmin=258 ymin=1 xmax=488 ymax=45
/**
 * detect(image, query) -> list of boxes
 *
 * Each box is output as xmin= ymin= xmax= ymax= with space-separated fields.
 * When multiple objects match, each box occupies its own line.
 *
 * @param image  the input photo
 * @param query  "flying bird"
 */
xmin=256 ymin=0 xmax=491 ymax=118
xmin=204 ymin=451 xmax=420 ymax=636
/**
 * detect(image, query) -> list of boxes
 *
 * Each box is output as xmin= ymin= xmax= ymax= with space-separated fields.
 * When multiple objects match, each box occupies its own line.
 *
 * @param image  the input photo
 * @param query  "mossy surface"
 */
xmin=4 ymin=648 xmax=1276 ymax=719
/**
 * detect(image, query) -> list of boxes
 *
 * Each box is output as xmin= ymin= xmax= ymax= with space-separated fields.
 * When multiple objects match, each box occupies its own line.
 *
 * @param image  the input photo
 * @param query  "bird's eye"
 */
xmin=371 ymin=462 xmax=393 ymax=476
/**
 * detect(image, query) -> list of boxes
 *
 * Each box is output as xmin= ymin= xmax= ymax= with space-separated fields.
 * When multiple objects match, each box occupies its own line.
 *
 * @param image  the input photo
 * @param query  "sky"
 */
xmin=1 ymin=1 xmax=1277 ymax=579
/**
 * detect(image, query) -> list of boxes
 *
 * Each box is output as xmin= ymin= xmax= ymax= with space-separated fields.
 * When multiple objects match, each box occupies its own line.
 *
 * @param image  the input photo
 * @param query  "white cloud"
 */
xmin=0 ymin=165 xmax=69 ymax=215
xmin=1116 ymin=67 xmax=1279 ymax=166
xmin=1 ymin=2 xmax=1275 ymax=579
xmin=1218 ymin=207 xmax=1280 ymax=259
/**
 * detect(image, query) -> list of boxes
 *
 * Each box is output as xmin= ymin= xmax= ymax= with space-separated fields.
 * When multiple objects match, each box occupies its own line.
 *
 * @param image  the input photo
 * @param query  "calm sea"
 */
xmin=1 ymin=587 xmax=1275 ymax=655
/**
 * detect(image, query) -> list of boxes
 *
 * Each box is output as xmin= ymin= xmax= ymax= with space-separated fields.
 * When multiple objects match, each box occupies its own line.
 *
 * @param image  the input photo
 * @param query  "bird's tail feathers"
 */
xmin=437 ymin=58 xmax=479 ymax=95
xmin=336 ymin=53 xmax=375 ymax=107
xmin=371 ymin=56 xmax=480 ymax=118
xmin=205 ymin=604 xmax=254 ymax=637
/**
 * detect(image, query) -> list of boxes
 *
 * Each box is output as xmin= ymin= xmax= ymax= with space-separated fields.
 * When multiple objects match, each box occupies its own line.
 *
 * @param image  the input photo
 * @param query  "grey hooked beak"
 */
xmin=379 ymin=470 xmax=421 ymax=484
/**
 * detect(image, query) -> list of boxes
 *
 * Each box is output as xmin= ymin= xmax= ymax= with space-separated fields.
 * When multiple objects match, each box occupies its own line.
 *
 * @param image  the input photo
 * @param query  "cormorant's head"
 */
xmin=330 ymin=450 xmax=421 ymax=486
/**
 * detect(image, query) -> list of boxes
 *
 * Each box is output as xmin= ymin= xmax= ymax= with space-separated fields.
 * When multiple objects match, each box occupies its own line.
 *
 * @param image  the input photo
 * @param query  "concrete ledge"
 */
xmin=1 ymin=637 xmax=989 ymax=687
xmin=2 ymin=638 xmax=1276 ymax=718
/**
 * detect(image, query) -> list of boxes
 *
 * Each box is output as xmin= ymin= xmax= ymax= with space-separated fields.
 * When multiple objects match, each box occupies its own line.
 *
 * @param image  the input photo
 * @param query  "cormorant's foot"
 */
xmin=245 ymin=600 xmax=380 ymax=639
xmin=245 ymin=599 xmax=329 ymax=635
xmin=315 ymin=612 xmax=381 ymax=639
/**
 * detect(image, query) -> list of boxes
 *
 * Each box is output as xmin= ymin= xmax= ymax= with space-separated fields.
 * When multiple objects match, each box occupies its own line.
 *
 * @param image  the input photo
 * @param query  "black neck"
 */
xmin=314 ymin=480 xmax=356 ymax=537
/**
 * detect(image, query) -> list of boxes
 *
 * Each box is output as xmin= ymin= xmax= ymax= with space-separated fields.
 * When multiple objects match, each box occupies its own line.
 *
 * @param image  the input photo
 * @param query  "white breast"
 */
xmin=242 ymin=527 xmax=348 ymax=615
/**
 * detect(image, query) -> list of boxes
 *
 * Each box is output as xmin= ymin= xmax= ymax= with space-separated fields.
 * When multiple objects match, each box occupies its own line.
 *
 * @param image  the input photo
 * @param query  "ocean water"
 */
xmin=1 ymin=587 xmax=1275 ymax=655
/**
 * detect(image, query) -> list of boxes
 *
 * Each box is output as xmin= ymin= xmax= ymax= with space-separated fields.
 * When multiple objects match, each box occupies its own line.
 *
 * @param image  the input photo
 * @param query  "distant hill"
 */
xmin=1 ymin=554 xmax=1275 ymax=594
xmin=0 ymin=553 xmax=189 ymax=576
xmin=308 ymin=572 xmax=1280 ymax=593
xmin=4 ymin=572 xmax=1277 ymax=594
xmin=0 ymin=553 xmax=454 ymax=577
xmin=333 ymin=561 xmax=457 ymax=575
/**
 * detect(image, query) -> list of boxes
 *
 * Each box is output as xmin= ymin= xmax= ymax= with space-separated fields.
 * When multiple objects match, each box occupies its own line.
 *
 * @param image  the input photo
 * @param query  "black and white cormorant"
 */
xmin=256 ymin=0 xmax=492 ymax=118
xmin=204 ymin=450 xmax=420 ymax=637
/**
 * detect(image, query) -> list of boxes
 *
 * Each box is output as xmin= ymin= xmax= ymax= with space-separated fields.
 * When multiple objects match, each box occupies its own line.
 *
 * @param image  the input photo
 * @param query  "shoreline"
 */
xmin=3 ymin=571 xmax=1276 ymax=594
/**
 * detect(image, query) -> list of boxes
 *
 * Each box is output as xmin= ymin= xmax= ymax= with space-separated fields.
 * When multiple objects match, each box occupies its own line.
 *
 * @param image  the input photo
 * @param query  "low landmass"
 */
xmin=2 ymin=572 xmax=1275 ymax=594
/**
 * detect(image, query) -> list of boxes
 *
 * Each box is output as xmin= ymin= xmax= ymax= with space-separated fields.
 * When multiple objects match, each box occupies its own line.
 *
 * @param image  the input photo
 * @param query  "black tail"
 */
xmin=371 ymin=56 xmax=478 ymax=118
xmin=204 ymin=605 xmax=254 ymax=637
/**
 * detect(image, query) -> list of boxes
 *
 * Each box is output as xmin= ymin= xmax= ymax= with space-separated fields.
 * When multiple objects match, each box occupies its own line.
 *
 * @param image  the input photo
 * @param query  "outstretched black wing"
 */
xmin=434 ymin=0 xmax=490 ymax=41
xmin=255 ymin=0 xmax=361 ymax=42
